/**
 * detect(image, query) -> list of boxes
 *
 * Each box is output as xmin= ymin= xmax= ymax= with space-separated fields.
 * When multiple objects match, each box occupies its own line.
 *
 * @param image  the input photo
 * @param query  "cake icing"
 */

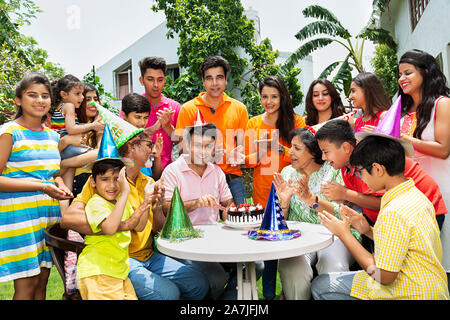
xmin=226 ymin=203 xmax=264 ymax=226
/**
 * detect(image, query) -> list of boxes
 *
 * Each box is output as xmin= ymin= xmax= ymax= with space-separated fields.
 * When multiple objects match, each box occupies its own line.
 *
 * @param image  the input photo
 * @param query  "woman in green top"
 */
xmin=273 ymin=127 xmax=360 ymax=300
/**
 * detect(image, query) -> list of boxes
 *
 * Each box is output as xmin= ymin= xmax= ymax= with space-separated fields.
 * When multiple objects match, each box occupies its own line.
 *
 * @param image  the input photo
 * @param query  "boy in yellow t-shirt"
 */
xmin=76 ymin=158 xmax=147 ymax=300
xmin=312 ymin=136 xmax=449 ymax=300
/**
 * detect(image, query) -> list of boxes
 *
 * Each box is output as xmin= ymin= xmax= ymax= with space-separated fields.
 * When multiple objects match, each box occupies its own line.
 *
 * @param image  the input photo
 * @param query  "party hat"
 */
xmin=355 ymin=96 xmax=414 ymax=156
xmin=248 ymin=183 xmax=301 ymax=241
xmin=159 ymin=187 xmax=203 ymax=241
xmin=194 ymin=108 xmax=206 ymax=126
xmin=85 ymin=123 xmax=134 ymax=170
xmin=92 ymin=101 xmax=144 ymax=149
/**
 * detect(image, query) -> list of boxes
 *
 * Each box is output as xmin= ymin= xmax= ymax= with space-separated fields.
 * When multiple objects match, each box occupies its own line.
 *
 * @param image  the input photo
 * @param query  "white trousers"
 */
xmin=279 ymin=238 xmax=354 ymax=300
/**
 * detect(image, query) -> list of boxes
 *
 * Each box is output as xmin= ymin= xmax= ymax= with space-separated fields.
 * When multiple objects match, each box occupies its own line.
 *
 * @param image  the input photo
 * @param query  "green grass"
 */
xmin=0 ymin=267 xmax=64 ymax=300
xmin=257 ymin=272 xmax=283 ymax=300
xmin=0 ymin=265 xmax=281 ymax=300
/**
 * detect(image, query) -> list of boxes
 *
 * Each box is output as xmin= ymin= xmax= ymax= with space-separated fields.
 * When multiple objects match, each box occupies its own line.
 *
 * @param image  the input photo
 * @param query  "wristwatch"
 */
xmin=309 ymin=195 xmax=319 ymax=210
xmin=278 ymin=145 xmax=285 ymax=155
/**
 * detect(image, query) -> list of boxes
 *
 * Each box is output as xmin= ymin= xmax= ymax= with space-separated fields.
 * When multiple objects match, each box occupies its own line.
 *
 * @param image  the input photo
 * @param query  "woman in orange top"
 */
xmin=244 ymin=75 xmax=305 ymax=299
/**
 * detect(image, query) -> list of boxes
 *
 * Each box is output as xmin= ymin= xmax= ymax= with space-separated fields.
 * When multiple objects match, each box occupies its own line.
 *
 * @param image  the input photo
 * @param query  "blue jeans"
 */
xmin=174 ymin=259 xmax=229 ymax=300
xmin=128 ymin=252 xmax=209 ymax=300
xmin=311 ymin=272 xmax=359 ymax=300
xmin=226 ymin=176 xmax=247 ymax=205
xmin=60 ymin=144 xmax=89 ymax=160
xmin=262 ymin=260 xmax=277 ymax=299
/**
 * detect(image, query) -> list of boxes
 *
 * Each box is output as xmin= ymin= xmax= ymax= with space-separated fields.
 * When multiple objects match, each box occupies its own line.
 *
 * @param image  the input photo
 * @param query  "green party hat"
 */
xmin=92 ymin=101 xmax=144 ymax=149
xmin=159 ymin=186 xmax=202 ymax=241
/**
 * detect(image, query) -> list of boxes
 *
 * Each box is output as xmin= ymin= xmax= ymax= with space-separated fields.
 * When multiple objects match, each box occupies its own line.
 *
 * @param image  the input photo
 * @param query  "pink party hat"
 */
xmin=355 ymin=96 xmax=414 ymax=156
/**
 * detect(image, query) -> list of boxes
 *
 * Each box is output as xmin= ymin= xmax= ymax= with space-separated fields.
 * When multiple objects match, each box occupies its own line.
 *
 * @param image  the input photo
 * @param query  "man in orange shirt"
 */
xmin=175 ymin=56 xmax=249 ymax=205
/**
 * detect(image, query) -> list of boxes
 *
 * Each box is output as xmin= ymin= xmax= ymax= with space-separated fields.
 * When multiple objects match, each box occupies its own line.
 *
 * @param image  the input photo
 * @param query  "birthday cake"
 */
xmin=225 ymin=203 xmax=264 ymax=227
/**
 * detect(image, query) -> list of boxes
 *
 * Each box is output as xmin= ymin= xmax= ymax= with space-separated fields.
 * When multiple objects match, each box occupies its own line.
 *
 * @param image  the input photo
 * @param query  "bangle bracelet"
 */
xmin=42 ymin=183 xmax=46 ymax=193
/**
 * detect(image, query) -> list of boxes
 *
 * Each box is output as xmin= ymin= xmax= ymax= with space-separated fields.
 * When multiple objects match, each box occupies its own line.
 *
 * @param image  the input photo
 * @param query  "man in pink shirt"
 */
xmin=161 ymin=122 xmax=234 ymax=299
xmin=162 ymin=123 xmax=234 ymax=225
xmin=138 ymin=56 xmax=181 ymax=169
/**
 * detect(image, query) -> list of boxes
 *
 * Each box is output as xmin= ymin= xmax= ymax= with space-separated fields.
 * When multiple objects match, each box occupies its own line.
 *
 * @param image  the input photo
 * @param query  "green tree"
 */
xmin=152 ymin=0 xmax=303 ymax=117
xmin=0 ymin=0 xmax=65 ymax=124
xmin=281 ymin=3 xmax=396 ymax=96
xmin=371 ymin=43 xmax=398 ymax=100
xmin=0 ymin=36 xmax=65 ymax=124
xmin=0 ymin=0 xmax=41 ymax=65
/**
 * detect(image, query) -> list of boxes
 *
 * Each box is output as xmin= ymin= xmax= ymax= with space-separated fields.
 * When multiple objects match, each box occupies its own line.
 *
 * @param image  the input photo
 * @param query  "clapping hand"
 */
xmin=292 ymin=173 xmax=313 ymax=203
xmin=156 ymin=107 xmax=175 ymax=128
xmin=273 ymin=173 xmax=294 ymax=209
xmin=153 ymin=133 xmax=164 ymax=158
xmin=321 ymin=181 xmax=347 ymax=202
xmin=118 ymin=167 xmax=130 ymax=195
xmin=339 ymin=205 xmax=371 ymax=235
xmin=317 ymin=209 xmax=351 ymax=239
xmin=149 ymin=178 xmax=165 ymax=211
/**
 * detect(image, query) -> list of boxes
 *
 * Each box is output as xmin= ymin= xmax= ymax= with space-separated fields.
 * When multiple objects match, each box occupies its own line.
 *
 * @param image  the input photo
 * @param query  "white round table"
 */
xmin=157 ymin=221 xmax=334 ymax=300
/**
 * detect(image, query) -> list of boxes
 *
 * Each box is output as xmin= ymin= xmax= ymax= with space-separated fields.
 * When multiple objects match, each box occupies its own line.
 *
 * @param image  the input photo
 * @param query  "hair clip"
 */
xmin=304 ymin=126 xmax=316 ymax=135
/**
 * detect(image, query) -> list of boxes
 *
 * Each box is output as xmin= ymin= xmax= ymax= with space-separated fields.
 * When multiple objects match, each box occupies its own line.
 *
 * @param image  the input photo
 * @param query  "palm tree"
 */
xmin=279 ymin=2 xmax=396 ymax=96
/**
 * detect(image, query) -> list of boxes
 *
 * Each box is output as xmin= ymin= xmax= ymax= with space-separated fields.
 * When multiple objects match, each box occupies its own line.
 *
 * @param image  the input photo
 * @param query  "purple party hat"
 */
xmin=248 ymin=183 xmax=301 ymax=241
xmin=355 ymin=96 xmax=414 ymax=156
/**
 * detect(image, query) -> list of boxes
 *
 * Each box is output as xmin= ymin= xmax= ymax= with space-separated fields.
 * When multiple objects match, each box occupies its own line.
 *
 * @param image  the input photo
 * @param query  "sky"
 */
xmin=19 ymin=0 xmax=376 ymax=80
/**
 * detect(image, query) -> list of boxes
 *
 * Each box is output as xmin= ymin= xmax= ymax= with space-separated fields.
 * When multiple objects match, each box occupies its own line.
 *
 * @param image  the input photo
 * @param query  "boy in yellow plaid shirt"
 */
xmin=312 ymin=135 xmax=449 ymax=300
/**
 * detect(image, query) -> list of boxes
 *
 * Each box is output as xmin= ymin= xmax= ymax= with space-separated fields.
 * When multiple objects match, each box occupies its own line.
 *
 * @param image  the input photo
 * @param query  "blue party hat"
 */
xmin=85 ymin=123 xmax=134 ymax=169
xmin=248 ymin=183 xmax=301 ymax=241
xmin=97 ymin=123 xmax=121 ymax=160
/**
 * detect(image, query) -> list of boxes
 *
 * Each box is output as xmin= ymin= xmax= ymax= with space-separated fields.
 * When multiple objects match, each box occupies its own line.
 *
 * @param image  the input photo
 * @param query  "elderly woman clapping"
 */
xmin=273 ymin=127 xmax=361 ymax=300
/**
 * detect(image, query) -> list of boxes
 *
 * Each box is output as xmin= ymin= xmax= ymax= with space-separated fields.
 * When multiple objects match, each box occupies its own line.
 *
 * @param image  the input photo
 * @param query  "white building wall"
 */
xmin=387 ymin=0 xmax=450 ymax=79
xmin=95 ymin=22 xmax=179 ymax=109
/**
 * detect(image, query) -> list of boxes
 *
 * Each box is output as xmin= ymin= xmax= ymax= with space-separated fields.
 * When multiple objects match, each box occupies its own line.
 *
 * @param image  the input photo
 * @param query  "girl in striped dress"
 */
xmin=0 ymin=73 xmax=72 ymax=299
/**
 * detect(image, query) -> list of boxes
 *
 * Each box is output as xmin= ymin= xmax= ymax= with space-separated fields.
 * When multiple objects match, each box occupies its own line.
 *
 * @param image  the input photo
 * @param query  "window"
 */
xmin=166 ymin=64 xmax=180 ymax=80
xmin=409 ymin=0 xmax=430 ymax=31
xmin=115 ymin=61 xmax=133 ymax=100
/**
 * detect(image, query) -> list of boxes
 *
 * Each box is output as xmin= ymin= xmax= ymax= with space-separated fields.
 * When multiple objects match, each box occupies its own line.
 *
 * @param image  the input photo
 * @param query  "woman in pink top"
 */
xmin=397 ymin=49 xmax=450 ymax=272
xmin=349 ymin=72 xmax=390 ymax=132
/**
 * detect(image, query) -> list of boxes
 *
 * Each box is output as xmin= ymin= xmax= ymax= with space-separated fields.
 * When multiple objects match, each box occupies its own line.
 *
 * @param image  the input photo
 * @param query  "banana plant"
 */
xmin=279 ymin=2 xmax=396 ymax=96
